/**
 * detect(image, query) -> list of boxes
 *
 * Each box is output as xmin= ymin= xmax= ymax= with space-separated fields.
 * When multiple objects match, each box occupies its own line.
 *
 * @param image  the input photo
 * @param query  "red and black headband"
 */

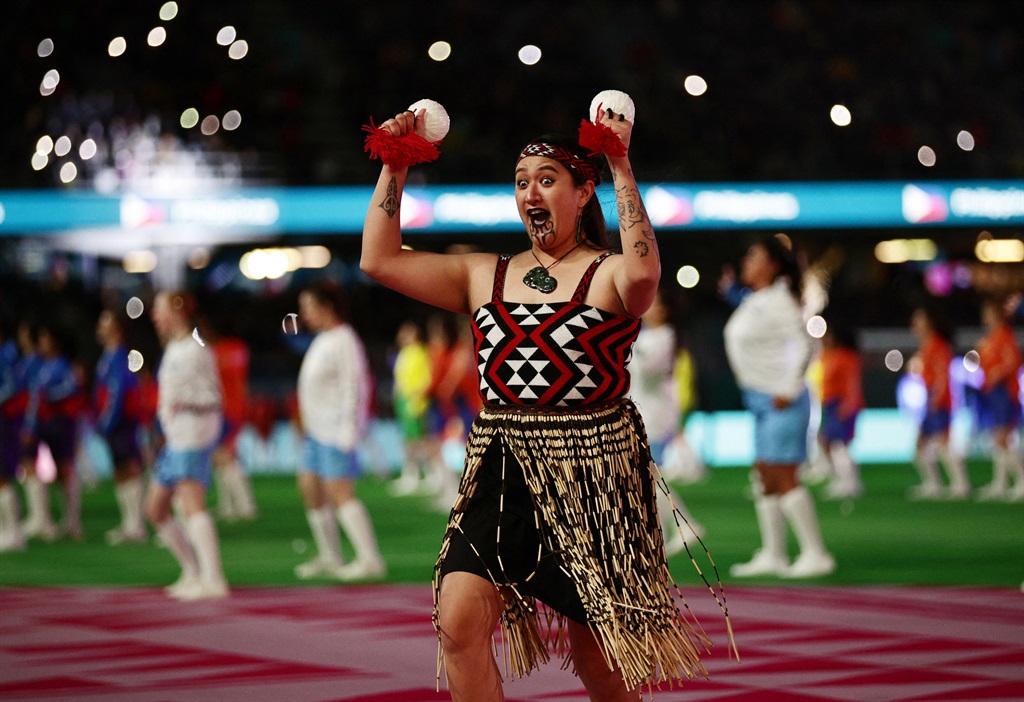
xmin=516 ymin=141 xmax=599 ymax=184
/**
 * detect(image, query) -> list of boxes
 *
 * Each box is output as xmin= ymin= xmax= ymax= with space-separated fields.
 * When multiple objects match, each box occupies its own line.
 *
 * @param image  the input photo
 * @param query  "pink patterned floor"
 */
xmin=1 ymin=585 xmax=1021 ymax=701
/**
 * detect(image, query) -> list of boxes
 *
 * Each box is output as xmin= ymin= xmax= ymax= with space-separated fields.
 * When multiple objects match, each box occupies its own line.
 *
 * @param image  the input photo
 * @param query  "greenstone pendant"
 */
xmin=523 ymin=266 xmax=557 ymax=293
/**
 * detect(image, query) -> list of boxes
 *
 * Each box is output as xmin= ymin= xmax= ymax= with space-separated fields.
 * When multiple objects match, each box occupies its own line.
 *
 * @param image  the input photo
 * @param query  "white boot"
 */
xmin=337 ymin=500 xmax=386 ymax=580
xmin=802 ymin=448 xmax=833 ymax=485
xmin=0 ymin=484 xmax=26 ymax=552
xmin=938 ymin=445 xmax=970 ymax=500
xmin=156 ymin=518 xmax=201 ymax=597
xmin=295 ymin=503 xmax=345 ymax=579
xmin=908 ymin=440 xmax=943 ymax=500
xmin=976 ymin=449 xmax=1009 ymax=501
xmin=21 ymin=473 xmax=57 ymax=541
xmin=180 ymin=511 xmax=229 ymax=600
xmin=825 ymin=442 xmax=863 ymax=499
xmin=779 ymin=486 xmax=836 ymax=578
xmin=730 ymin=494 xmax=788 ymax=577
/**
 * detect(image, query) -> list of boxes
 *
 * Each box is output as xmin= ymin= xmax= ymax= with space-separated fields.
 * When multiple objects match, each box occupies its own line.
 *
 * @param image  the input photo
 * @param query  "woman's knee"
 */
xmin=437 ymin=575 xmax=502 ymax=656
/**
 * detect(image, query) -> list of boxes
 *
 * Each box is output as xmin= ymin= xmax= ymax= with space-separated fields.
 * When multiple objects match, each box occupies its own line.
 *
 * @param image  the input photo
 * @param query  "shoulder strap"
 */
xmin=571 ymin=252 xmax=614 ymax=303
xmin=492 ymin=254 xmax=512 ymax=304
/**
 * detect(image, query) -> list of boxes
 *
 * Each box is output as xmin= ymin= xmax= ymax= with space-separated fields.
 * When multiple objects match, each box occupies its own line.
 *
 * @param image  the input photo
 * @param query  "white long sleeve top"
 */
xmin=723 ymin=278 xmax=812 ymax=400
xmin=297 ymin=324 xmax=372 ymax=451
xmin=629 ymin=324 xmax=679 ymax=442
xmin=157 ymin=336 xmax=222 ymax=450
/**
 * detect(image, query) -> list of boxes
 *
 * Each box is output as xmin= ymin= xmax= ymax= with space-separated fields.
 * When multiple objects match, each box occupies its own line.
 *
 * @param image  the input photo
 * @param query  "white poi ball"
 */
xmin=589 ymin=89 xmax=635 ymax=123
xmin=408 ymin=98 xmax=450 ymax=142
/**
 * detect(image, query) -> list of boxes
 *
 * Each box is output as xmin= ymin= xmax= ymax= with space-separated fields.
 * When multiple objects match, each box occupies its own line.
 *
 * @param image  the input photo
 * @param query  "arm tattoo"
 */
xmin=378 ymin=177 xmax=400 ymax=219
xmin=633 ymin=241 xmax=650 ymax=258
xmin=616 ymin=184 xmax=656 ymax=241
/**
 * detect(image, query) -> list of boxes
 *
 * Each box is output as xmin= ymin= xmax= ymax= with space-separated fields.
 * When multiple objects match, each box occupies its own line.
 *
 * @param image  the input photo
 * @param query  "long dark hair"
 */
xmin=521 ymin=133 xmax=608 ymax=249
xmin=758 ymin=234 xmax=802 ymax=299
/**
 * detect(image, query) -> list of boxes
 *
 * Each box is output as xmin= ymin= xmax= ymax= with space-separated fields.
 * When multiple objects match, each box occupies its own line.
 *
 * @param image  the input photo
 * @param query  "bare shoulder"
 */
xmin=583 ymin=251 xmax=634 ymax=318
xmin=462 ymin=251 xmax=502 ymax=311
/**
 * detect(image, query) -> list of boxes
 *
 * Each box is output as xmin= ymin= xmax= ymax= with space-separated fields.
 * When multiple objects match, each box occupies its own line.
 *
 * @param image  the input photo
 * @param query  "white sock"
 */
xmin=913 ymin=440 xmax=942 ymax=488
xmin=23 ymin=474 xmax=53 ymax=528
xmin=214 ymin=469 xmax=235 ymax=516
xmin=157 ymin=518 xmax=199 ymax=578
xmin=337 ymin=500 xmax=382 ymax=564
xmin=225 ymin=462 xmax=257 ymax=515
xmin=306 ymin=504 xmax=343 ymax=565
xmin=829 ymin=442 xmax=861 ymax=492
xmin=779 ymin=486 xmax=830 ymax=559
xmin=753 ymin=494 xmax=786 ymax=559
xmin=120 ymin=476 xmax=145 ymax=535
xmin=184 ymin=511 xmax=226 ymax=586
xmin=1002 ymin=447 xmax=1024 ymax=489
xmin=938 ymin=444 xmax=969 ymax=491
xmin=61 ymin=473 xmax=82 ymax=533
xmin=0 ymin=484 xmax=25 ymax=548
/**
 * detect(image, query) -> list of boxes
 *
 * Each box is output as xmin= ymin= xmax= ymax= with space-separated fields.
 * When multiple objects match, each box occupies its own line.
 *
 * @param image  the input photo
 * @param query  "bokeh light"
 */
xmin=59 ymin=162 xmax=77 ymax=183
xmin=200 ymin=115 xmax=220 ymax=135
xmin=147 ymin=27 xmax=167 ymax=47
xmin=37 ymin=38 xmax=54 ymax=57
xmin=282 ymin=313 xmax=300 ymax=335
xmin=917 ymin=145 xmax=936 ymax=167
xmin=123 ymin=251 xmax=157 ymax=274
xmin=684 ymin=75 xmax=707 ymax=96
xmin=126 ymin=297 xmax=145 ymax=319
xmin=79 ymin=138 xmax=97 ymax=160
xmin=188 ymin=247 xmax=211 ymax=269
xmin=222 ymin=110 xmax=242 ymax=130
xmin=41 ymin=69 xmax=60 ymax=91
xmin=885 ymin=349 xmax=904 ymax=372
xmin=159 ymin=2 xmax=178 ymax=21
xmin=830 ymin=104 xmax=852 ymax=126
xmin=956 ymin=130 xmax=975 ymax=151
xmin=30 ymin=152 xmax=48 ymax=170
xmin=180 ymin=107 xmax=199 ymax=128
xmin=428 ymin=41 xmax=451 ymax=61
xmin=676 ymin=265 xmax=700 ymax=288
xmin=518 ymin=45 xmax=542 ymax=65
xmin=108 ymin=37 xmax=127 ymax=57
xmin=975 ymin=238 xmax=1024 ymax=263
xmin=127 ymin=350 xmax=144 ymax=372
xmin=228 ymin=39 xmax=248 ymax=59
xmin=806 ymin=315 xmax=827 ymax=338
xmin=216 ymin=26 xmax=236 ymax=46
xmin=962 ymin=350 xmax=981 ymax=372
xmin=35 ymin=136 xmax=54 ymax=155
xmin=54 ymin=136 xmax=71 ymax=157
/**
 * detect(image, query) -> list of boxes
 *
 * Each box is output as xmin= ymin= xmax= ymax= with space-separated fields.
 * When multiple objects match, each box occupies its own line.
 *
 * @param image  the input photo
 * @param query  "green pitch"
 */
xmin=1 ymin=460 xmax=1021 ymax=588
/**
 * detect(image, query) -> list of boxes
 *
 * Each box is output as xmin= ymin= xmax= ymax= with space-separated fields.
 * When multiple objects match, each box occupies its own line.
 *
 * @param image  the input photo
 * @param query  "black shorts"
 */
xmin=438 ymin=436 xmax=589 ymax=625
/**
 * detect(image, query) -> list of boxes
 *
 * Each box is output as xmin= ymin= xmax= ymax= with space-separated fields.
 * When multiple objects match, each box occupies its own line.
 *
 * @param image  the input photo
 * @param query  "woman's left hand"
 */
xmin=772 ymin=395 xmax=791 ymax=409
xmin=597 ymin=106 xmax=632 ymax=154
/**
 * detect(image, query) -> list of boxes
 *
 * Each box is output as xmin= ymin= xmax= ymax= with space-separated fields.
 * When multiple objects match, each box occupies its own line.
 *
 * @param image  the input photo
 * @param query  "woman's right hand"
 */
xmin=378 ymin=108 xmax=424 ymax=139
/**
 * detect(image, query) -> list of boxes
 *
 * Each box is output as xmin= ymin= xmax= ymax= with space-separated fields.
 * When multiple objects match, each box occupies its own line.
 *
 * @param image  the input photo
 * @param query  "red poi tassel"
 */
xmin=577 ymin=119 xmax=627 ymax=158
xmin=362 ymin=119 xmax=441 ymax=168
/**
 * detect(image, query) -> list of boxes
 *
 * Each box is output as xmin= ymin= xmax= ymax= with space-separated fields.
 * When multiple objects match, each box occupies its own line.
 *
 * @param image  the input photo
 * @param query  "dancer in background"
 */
xmin=907 ymin=305 xmax=970 ymax=500
xmin=629 ymin=289 xmax=705 ymax=555
xmin=723 ymin=235 xmax=835 ymax=579
xmin=388 ymin=318 xmax=434 ymax=496
xmin=817 ymin=319 xmax=865 ymax=500
xmin=94 ymin=308 xmax=147 ymax=544
xmin=0 ymin=316 xmax=26 ymax=552
xmin=974 ymin=296 xmax=1023 ymax=501
xmin=146 ymin=291 xmax=228 ymax=600
xmin=294 ymin=281 xmax=386 ymax=581
xmin=202 ymin=316 xmax=258 ymax=521
xmin=21 ymin=322 xmax=85 ymax=541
